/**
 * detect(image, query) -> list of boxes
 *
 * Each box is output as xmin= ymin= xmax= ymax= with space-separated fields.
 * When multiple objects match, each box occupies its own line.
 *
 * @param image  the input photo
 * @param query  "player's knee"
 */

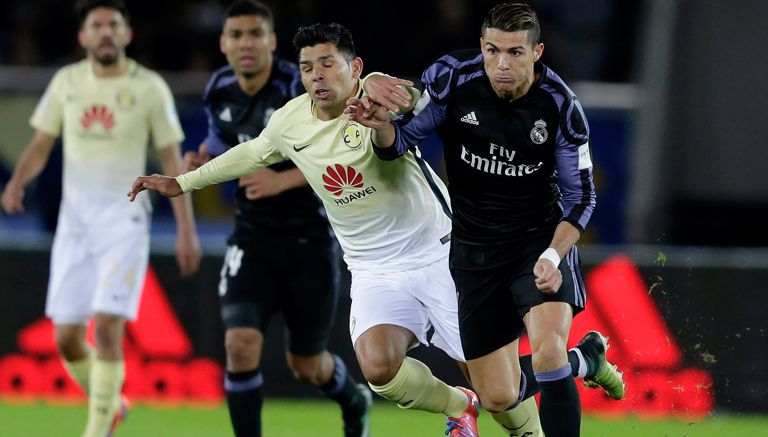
xmin=531 ymin=339 xmax=568 ymax=371
xmin=287 ymin=357 xmax=323 ymax=385
xmin=92 ymin=322 xmax=122 ymax=355
xmin=55 ymin=331 xmax=84 ymax=361
xmin=357 ymin=349 xmax=400 ymax=386
xmin=224 ymin=330 xmax=260 ymax=368
xmin=478 ymin=386 xmax=519 ymax=414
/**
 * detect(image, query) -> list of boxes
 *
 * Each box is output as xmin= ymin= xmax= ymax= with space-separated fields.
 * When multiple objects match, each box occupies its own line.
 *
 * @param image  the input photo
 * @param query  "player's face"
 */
xmin=298 ymin=43 xmax=362 ymax=118
xmin=78 ymin=7 xmax=132 ymax=66
xmin=481 ymin=28 xmax=543 ymax=100
xmin=221 ymin=15 xmax=276 ymax=78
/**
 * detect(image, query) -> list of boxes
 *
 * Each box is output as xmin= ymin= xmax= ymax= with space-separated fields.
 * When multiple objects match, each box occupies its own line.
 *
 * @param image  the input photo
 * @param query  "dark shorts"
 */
xmin=449 ymin=234 xmax=586 ymax=360
xmin=218 ymin=236 xmax=340 ymax=356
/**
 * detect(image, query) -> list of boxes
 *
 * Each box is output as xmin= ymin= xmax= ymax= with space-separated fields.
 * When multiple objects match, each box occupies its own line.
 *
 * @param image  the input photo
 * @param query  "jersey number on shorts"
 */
xmin=218 ymin=245 xmax=244 ymax=297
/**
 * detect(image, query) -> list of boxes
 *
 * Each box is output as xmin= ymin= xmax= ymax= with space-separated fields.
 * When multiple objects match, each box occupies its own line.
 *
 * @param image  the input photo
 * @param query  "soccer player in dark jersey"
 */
xmin=346 ymin=3 xmax=625 ymax=436
xmin=183 ymin=2 xmax=371 ymax=436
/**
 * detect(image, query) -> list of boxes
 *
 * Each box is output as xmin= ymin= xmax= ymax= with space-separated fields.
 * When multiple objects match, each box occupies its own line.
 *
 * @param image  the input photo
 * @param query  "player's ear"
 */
xmin=125 ymin=26 xmax=133 ymax=45
xmin=220 ymin=33 xmax=227 ymax=55
xmin=533 ymin=43 xmax=544 ymax=62
xmin=77 ymin=29 xmax=87 ymax=49
xmin=351 ymin=57 xmax=363 ymax=80
xmin=269 ymin=32 xmax=277 ymax=52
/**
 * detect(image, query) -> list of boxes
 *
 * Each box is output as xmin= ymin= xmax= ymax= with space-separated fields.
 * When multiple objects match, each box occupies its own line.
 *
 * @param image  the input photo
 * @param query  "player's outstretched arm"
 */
xmin=128 ymin=174 xmax=182 ymax=201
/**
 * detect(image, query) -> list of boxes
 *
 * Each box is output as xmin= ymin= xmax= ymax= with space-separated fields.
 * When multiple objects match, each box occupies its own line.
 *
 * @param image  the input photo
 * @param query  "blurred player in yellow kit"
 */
xmin=1 ymin=1 xmax=200 ymax=436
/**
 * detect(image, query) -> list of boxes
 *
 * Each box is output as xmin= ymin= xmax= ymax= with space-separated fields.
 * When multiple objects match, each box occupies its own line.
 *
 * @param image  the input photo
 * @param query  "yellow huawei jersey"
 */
xmin=31 ymin=59 xmax=184 ymax=231
xmin=178 ymin=87 xmax=451 ymax=272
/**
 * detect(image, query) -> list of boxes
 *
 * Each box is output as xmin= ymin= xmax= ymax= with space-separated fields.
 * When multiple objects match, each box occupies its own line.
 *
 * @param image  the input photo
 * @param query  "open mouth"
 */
xmin=314 ymin=89 xmax=330 ymax=99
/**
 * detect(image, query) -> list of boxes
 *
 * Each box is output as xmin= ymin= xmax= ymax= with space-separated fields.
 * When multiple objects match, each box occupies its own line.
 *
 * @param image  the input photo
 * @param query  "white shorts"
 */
xmin=349 ymin=255 xmax=465 ymax=362
xmin=45 ymin=221 xmax=149 ymax=324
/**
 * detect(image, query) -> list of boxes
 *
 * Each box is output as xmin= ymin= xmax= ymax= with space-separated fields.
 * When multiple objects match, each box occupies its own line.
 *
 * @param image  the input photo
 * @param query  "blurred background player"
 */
xmin=347 ymin=3 xmax=625 ymax=436
xmin=183 ymin=2 xmax=370 ymax=436
xmin=0 ymin=0 xmax=201 ymax=436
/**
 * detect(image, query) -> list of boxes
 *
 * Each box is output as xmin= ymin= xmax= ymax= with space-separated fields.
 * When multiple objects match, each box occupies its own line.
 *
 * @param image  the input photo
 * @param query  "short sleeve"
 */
xmin=147 ymin=75 xmax=185 ymax=149
xmin=30 ymin=70 xmax=65 ymax=137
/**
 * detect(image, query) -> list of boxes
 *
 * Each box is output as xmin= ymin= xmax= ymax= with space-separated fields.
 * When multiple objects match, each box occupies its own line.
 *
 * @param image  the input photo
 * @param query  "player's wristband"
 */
xmin=538 ymin=248 xmax=561 ymax=267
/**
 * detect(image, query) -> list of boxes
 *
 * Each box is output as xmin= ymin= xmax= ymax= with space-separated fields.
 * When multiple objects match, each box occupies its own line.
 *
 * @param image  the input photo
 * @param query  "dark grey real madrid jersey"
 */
xmin=380 ymin=49 xmax=596 ymax=245
xmin=203 ymin=58 xmax=329 ymax=241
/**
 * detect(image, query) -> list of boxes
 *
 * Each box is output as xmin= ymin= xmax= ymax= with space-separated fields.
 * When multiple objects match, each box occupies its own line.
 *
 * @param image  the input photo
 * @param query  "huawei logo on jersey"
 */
xmin=322 ymin=164 xmax=364 ymax=196
xmin=80 ymin=105 xmax=115 ymax=131
xmin=322 ymin=164 xmax=377 ymax=206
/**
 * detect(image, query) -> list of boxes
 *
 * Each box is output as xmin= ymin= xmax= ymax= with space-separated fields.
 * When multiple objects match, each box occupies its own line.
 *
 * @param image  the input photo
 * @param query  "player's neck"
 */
xmin=237 ymin=65 xmax=271 ymax=96
xmin=495 ymin=71 xmax=539 ymax=101
xmin=89 ymin=55 xmax=128 ymax=78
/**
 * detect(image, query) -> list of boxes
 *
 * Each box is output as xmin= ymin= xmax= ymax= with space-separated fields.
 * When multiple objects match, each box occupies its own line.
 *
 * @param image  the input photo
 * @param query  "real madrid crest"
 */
xmin=115 ymin=89 xmax=136 ymax=110
xmin=530 ymin=119 xmax=548 ymax=144
xmin=342 ymin=121 xmax=362 ymax=150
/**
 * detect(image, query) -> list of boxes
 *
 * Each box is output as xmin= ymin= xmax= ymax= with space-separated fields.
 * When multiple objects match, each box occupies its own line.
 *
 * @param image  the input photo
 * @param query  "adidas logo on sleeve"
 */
xmin=460 ymin=111 xmax=479 ymax=125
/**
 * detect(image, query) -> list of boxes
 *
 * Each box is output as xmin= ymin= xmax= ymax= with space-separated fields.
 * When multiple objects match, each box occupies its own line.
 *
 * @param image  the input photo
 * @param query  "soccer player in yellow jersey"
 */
xmin=130 ymin=23 xmax=482 ymax=436
xmin=1 ymin=1 xmax=200 ymax=436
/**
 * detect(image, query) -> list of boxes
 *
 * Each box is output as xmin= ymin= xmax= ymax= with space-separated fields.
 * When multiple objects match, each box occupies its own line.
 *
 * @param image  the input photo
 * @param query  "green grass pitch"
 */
xmin=1 ymin=399 xmax=766 ymax=436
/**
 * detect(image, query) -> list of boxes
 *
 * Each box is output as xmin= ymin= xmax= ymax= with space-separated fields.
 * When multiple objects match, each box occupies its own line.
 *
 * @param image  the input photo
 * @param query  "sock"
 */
xmin=568 ymin=347 xmax=589 ymax=378
xmin=82 ymin=359 xmax=124 ymax=437
xmin=318 ymin=355 xmax=368 ymax=419
xmin=225 ymin=369 xmax=264 ymax=437
xmin=491 ymin=397 xmax=544 ymax=437
xmin=63 ymin=348 xmax=93 ymax=395
xmin=519 ymin=355 xmax=540 ymax=400
xmin=571 ymin=340 xmax=600 ymax=379
xmin=519 ymin=349 xmax=590 ymax=401
xmin=535 ymin=365 xmax=581 ymax=437
xmin=369 ymin=357 xmax=467 ymax=417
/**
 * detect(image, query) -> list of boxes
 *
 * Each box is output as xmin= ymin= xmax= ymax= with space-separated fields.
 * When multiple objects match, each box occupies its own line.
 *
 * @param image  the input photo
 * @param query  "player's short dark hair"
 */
xmin=75 ymin=0 xmax=129 ymax=27
xmin=481 ymin=2 xmax=540 ymax=46
xmin=223 ymin=0 xmax=274 ymax=30
xmin=292 ymin=23 xmax=356 ymax=62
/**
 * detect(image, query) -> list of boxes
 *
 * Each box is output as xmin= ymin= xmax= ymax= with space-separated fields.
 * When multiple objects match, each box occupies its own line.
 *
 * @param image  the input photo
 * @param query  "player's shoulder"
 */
xmin=537 ymin=64 xmax=579 ymax=108
xmin=422 ymin=49 xmax=484 ymax=81
xmin=537 ymin=64 xmax=589 ymax=139
xmin=271 ymin=56 xmax=302 ymax=98
xmin=272 ymin=57 xmax=300 ymax=82
xmin=203 ymin=65 xmax=237 ymax=101
xmin=56 ymin=59 xmax=88 ymax=75
xmin=267 ymin=92 xmax=310 ymax=125
xmin=421 ymin=49 xmax=484 ymax=104
xmin=128 ymin=60 xmax=173 ymax=91
xmin=51 ymin=59 xmax=89 ymax=85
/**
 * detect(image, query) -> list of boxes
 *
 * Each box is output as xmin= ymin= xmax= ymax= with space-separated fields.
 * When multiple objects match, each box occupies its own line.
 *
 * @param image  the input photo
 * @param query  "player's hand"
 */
xmin=238 ymin=168 xmax=284 ymax=200
xmin=344 ymin=97 xmax=390 ymax=129
xmin=182 ymin=144 xmax=211 ymax=172
xmin=1 ymin=182 xmax=25 ymax=214
xmin=534 ymin=258 xmax=562 ymax=294
xmin=176 ymin=228 xmax=201 ymax=277
xmin=128 ymin=174 xmax=182 ymax=201
xmin=363 ymin=74 xmax=415 ymax=112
